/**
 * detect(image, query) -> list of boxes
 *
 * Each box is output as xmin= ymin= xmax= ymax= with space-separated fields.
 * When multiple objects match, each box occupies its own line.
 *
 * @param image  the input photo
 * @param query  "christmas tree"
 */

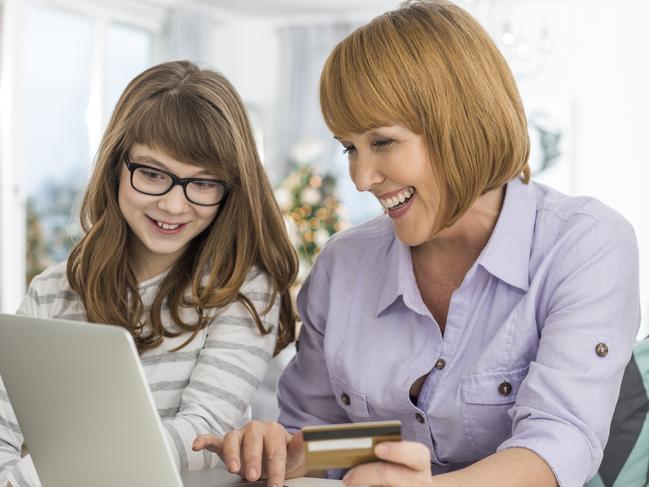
xmin=275 ymin=163 xmax=348 ymax=269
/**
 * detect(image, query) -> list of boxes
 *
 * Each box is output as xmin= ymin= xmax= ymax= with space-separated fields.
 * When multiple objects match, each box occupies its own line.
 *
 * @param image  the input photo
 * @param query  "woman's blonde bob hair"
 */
xmin=67 ymin=61 xmax=298 ymax=355
xmin=320 ymin=0 xmax=530 ymax=230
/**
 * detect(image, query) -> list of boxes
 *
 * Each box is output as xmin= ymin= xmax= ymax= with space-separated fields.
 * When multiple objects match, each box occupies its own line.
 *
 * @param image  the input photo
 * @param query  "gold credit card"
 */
xmin=302 ymin=420 xmax=401 ymax=471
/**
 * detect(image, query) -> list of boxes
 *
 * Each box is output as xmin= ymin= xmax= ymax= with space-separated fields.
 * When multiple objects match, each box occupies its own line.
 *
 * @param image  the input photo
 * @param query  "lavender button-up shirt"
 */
xmin=278 ymin=177 xmax=640 ymax=486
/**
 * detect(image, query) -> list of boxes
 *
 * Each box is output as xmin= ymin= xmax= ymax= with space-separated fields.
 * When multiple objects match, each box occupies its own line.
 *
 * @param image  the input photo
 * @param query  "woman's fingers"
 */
xmin=342 ymin=441 xmax=433 ymax=487
xmin=343 ymin=461 xmax=417 ymax=486
xmin=285 ymin=431 xmax=307 ymax=478
xmin=373 ymin=441 xmax=430 ymax=471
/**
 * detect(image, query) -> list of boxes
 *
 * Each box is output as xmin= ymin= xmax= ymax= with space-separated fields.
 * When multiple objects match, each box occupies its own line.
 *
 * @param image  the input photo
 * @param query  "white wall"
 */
xmin=503 ymin=0 xmax=649 ymax=336
xmin=208 ymin=19 xmax=281 ymax=180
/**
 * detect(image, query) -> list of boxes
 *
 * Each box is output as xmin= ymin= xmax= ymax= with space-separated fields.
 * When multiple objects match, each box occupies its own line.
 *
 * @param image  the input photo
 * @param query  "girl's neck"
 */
xmin=129 ymin=242 xmax=182 ymax=284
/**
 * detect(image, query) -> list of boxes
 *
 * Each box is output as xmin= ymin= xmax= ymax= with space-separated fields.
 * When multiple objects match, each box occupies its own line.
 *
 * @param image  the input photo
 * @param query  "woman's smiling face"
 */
xmin=336 ymin=125 xmax=440 ymax=246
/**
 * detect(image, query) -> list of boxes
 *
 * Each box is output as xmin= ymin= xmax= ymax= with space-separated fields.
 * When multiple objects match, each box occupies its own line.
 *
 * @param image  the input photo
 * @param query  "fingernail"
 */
xmin=247 ymin=467 xmax=257 ymax=480
xmin=342 ymin=473 xmax=350 ymax=485
xmin=376 ymin=443 xmax=388 ymax=455
xmin=228 ymin=460 xmax=239 ymax=473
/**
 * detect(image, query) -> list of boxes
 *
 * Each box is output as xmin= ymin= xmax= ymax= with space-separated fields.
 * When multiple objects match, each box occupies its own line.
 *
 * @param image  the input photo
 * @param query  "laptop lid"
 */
xmin=0 ymin=313 xmax=183 ymax=487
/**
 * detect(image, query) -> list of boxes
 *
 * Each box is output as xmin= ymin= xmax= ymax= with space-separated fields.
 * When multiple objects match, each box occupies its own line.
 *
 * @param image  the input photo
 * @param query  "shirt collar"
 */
xmin=375 ymin=177 xmax=536 ymax=316
xmin=376 ymin=234 xmax=424 ymax=317
xmin=477 ymin=177 xmax=536 ymax=292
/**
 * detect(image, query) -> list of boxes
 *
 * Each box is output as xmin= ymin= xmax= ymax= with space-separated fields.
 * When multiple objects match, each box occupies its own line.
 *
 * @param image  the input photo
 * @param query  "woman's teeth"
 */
xmin=380 ymin=187 xmax=416 ymax=210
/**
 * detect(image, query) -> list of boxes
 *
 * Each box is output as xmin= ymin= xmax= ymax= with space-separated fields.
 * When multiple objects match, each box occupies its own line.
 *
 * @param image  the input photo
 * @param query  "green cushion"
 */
xmin=588 ymin=338 xmax=649 ymax=487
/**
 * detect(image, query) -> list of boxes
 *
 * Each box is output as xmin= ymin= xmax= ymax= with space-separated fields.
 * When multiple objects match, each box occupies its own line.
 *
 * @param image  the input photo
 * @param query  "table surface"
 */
xmin=180 ymin=467 xmax=343 ymax=486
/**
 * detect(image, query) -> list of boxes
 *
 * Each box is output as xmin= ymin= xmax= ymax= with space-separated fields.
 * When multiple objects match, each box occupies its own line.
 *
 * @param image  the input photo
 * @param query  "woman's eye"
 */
xmin=342 ymin=145 xmax=356 ymax=155
xmin=373 ymin=139 xmax=394 ymax=149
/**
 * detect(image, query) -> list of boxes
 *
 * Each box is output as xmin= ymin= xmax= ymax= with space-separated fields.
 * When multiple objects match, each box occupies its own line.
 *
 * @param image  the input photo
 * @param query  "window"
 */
xmin=1 ymin=1 xmax=155 ymax=310
xmin=20 ymin=4 xmax=94 ymax=281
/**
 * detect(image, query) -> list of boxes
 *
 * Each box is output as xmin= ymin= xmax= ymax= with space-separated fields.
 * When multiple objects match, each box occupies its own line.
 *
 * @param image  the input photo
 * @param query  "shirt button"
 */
xmin=434 ymin=359 xmax=446 ymax=370
xmin=595 ymin=343 xmax=609 ymax=357
xmin=340 ymin=393 xmax=350 ymax=406
xmin=498 ymin=381 xmax=512 ymax=396
xmin=415 ymin=413 xmax=426 ymax=424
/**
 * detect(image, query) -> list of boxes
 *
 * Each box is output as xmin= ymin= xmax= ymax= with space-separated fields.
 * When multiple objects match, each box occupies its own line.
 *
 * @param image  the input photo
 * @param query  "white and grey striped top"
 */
xmin=0 ymin=261 xmax=279 ymax=487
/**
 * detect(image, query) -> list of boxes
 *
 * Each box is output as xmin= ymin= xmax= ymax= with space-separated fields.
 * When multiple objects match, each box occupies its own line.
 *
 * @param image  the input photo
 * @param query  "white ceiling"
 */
xmin=192 ymin=0 xmax=401 ymax=16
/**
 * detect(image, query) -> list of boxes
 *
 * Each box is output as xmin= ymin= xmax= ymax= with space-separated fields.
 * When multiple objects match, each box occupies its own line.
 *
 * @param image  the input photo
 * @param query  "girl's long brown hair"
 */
xmin=67 ymin=61 xmax=298 ymax=355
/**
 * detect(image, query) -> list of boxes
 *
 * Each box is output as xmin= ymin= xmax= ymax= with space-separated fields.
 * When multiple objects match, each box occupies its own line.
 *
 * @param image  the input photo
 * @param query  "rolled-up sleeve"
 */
xmin=277 ymin=250 xmax=349 ymax=431
xmin=498 ymin=215 xmax=641 ymax=486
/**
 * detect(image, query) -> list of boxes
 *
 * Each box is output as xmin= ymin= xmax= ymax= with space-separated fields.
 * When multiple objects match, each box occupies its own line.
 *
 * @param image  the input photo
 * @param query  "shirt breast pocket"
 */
xmin=460 ymin=365 xmax=529 ymax=456
xmin=329 ymin=379 xmax=372 ymax=420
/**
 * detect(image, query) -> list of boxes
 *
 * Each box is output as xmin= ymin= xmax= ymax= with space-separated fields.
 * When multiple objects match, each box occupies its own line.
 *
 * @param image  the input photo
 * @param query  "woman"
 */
xmin=0 ymin=60 xmax=298 ymax=487
xmin=194 ymin=2 xmax=640 ymax=486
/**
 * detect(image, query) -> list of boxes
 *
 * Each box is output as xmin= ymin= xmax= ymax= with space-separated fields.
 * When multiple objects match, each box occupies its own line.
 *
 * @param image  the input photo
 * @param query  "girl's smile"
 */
xmin=145 ymin=215 xmax=189 ymax=234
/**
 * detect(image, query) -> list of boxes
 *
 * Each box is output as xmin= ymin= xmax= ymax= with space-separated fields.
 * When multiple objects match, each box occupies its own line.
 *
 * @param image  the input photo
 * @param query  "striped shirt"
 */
xmin=0 ymin=261 xmax=279 ymax=487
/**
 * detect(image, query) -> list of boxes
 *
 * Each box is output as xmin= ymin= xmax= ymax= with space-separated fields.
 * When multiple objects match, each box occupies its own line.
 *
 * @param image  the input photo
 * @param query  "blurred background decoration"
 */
xmin=1 ymin=0 xmax=648 ymax=345
xmin=277 ymin=158 xmax=349 ymax=270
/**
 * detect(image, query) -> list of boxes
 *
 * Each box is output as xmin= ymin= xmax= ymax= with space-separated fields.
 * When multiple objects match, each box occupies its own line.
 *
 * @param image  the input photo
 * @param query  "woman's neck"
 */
xmin=412 ymin=185 xmax=505 ymax=272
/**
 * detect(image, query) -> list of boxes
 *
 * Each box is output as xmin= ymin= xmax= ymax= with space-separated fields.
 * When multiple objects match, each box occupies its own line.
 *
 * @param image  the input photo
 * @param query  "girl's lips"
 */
xmin=146 ymin=215 xmax=187 ymax=235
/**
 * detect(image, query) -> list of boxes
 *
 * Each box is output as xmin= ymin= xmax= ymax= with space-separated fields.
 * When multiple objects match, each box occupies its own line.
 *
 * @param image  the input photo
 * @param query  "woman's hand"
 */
xmin=192 ymin=420 xmax=306 ymax=487
xmin=342 ymin=441 xmax=433 ymax=487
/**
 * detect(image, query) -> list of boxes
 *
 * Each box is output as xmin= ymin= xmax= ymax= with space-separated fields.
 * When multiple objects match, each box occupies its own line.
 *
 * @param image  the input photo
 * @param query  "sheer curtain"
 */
xmin=270 ymin=22 xmax=356 ymax=179
xmin=160 ymin=8 xmax=218 ymax=63
xmin=270 ymin=22 xmax=381 ymax=225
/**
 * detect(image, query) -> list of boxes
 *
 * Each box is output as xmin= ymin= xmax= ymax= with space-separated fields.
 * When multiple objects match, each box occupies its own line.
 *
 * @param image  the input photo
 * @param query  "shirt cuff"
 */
xmin=6 ymin=456 xmax=41 ymax=487
xmin=163 ymin=418 xmax=221 ymax=472
xmin=498 ymin=416 xmax=600 ymax=487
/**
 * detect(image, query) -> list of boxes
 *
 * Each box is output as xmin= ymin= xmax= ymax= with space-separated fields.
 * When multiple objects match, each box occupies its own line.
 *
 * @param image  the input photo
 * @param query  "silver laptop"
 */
xmin=0 ymin=314 xmax=340 ymax=487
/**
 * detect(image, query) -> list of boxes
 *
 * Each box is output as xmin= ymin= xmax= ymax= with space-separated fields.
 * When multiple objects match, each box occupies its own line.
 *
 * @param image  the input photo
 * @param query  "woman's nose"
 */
xmin=351 ymin=152 xmax=384 ymax=192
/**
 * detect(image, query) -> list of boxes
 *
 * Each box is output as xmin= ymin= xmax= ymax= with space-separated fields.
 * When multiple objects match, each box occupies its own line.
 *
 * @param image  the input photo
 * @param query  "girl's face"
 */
xmin=118 ymin=143 xmax=222 ymax=278
xmin=336 ymin=125 xmax=439 ymax=246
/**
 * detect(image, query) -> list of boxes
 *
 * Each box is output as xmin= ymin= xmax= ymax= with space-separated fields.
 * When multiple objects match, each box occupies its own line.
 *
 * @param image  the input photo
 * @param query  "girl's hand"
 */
xmin=192 ymin=420 xmax=306 ymax=487
xmin=342 ymin=441 xmax=434 ymax=487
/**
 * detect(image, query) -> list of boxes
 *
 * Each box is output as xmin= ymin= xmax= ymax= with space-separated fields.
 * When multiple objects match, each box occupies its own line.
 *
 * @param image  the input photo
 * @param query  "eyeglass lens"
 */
xmin=132 ymin=166 xmax=225 ymax=206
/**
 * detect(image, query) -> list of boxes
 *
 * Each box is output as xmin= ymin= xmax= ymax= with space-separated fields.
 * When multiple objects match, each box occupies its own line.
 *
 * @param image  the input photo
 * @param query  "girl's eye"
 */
xmin=342 ymin=145 xmax=356 ymax=155
xmin=142 ymin=169 xmax=165 ymax=180
xmin=192 ymin=180 xmax=219 ymax=191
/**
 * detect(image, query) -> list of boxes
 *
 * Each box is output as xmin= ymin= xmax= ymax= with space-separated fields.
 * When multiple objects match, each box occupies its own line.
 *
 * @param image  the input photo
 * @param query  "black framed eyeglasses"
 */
xmin=123 ymin=154 xmax=229 ymax=207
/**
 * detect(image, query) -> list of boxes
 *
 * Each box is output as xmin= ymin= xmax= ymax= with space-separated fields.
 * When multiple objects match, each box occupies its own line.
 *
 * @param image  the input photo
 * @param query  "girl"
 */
xmin=0 ymin=60 xmax=298 ymax=487
xmin=195 ymin=2 xmax=640 ymax=487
